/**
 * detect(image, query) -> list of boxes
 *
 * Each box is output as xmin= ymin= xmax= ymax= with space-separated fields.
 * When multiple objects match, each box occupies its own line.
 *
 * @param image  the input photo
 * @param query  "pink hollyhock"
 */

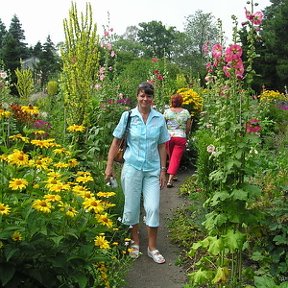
xmin=111 ymin=51 xmax=116 ymax=57
xmin=225 ymin=44 xmax=242 ymax=62
xmin=157 ymin=74 xmax=164 ymax=81
xmin=223 ymin=57 xmax=245 ymax=79
xmin=104 ymin=31 xmax=109 ymax=37
xmin=206 ymin=62 xmax=213 ymax=73
xmin=251 ymin=11 xmax=264 ymax=25
xmin=212 ymin=43 xmax=223 ymax=61
xmin=202 ymin=41 xmax=210 ymax=55
xmin=246 ymin=118 xmax=261 ymax=133
xmin=223 ymin=65 xmax=232 ymax=78
xmin=205 ymin=74 xmax=215 ymax=84
xmin=235 ymin=65 xmax=245 ymax=79
xmin=151 ymin=58 xmax=159 ymax=63
xmin=245 ymin=8 xmax=254 ymax=21
xmin=231 ymin=58 xmax=245 ymax=79
xmin=106 ymin=43 xmax=112 ymax=50
xmin=245 ymin=8 xmax=264 ymax=26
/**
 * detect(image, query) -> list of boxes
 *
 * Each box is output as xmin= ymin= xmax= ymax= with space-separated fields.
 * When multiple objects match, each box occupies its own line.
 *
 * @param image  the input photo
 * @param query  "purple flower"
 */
xmin=278 ymin=104 xmax=288 ymax=111
xmin=34 ymin=119 xmax=51 ymax=130
xmin=116 ymin=98 xmax=131 ymax=105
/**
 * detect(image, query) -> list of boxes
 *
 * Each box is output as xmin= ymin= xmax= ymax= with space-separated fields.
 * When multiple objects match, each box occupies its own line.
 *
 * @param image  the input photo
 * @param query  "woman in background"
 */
xmin=164 ymin=93 xmax=192 ymax=187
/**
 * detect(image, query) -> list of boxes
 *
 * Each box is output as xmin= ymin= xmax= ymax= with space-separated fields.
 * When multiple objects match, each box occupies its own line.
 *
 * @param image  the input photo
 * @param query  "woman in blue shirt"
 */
xmin=105 ymin=82 xmax=170 ymax=264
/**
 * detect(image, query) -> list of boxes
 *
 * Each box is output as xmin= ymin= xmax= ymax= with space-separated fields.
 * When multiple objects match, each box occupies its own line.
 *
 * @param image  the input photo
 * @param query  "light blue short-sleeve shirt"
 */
xmin=113 ymin=107 xmax=170 ymax=171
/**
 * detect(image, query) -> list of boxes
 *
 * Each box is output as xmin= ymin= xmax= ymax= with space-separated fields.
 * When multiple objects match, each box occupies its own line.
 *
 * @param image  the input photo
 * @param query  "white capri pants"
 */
xmin=121 ymin=164 xmax=160 ymax=227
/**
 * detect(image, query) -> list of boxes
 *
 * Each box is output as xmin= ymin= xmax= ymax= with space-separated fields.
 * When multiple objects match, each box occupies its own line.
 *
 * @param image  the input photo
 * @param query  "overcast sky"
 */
xmin=0 ymin=0 xmax=271 ymax=46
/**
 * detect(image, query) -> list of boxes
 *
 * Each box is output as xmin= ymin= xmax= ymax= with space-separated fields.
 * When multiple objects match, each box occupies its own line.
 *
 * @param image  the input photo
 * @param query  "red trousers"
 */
xmin=165 ymin=137 xmax=187 ymax=175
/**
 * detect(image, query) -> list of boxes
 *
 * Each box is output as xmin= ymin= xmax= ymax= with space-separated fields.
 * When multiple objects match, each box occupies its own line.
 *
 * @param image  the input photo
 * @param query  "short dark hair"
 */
xmin=137 ymin=82 xmax=154 ymax=96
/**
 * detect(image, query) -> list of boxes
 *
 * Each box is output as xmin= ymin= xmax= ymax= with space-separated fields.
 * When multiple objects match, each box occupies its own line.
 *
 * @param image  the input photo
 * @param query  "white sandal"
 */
xmin=129 ymin=244 xmax=140 ymax=259
xmin=147 ymin=247 xmax=165 ymax=264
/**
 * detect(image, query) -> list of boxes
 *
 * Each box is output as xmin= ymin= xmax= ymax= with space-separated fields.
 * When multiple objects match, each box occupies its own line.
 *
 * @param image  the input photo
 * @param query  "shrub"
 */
xmin=46 ymin=80 xmax=58 ymax=96
xmin=0 ymin=103 xmax=131 ymax=287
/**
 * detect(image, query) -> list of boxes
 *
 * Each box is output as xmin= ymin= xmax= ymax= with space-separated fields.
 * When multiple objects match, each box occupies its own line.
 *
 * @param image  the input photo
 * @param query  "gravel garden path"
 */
xmin=123 ymin=170 xmax=191 ymax=288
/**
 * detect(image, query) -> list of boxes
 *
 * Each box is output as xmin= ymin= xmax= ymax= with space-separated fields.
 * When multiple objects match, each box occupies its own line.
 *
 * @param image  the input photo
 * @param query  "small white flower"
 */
xmin=0 ymin=71 xmax=7 ymax=79
xmin=39 ymin=111 xmax=48 ymax=119
xmin=206 ymin=123 xmax=213 ymax=129
xmin=207 ymin=144 xmax=216 ymax=154
xmin=249 ymin=148 xmax=258 ymax=155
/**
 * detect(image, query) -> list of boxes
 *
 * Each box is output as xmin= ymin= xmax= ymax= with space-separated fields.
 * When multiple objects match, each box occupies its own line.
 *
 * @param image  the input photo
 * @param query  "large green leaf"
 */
xmin=71 ymin=272 xmax=88 ymax=288
xmin=212 ymin=266 xmax=229 ymax=284
xmin=231 ymin=189 xmax=248 ymax=201
xmin=210 ymin=191 xmax=230 ymax=206
xmin=223 ymin=229 xmax=246 ymax=252
xmin=0 ymin=263 xmax=15 ymax=286
xmin=208 ymin=237 xmax=223 ymax=255
xmin=190 ymin=268 xmax=212 ymax=285
xmin=254 ymin=276 xmax=277 ymax=288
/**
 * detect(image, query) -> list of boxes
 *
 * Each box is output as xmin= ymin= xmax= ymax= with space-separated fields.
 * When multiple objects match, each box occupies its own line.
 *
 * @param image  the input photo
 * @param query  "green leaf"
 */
xmin=51 ymin=235 xmax=64 ymax=246
xmin=251 ymin=251 xmax=266 ymax=261
xmin=254 ymin=276 xmax=277 ymax=288
xmin=203 ymin=211 xmax=217 ymax=230
xmin=72 ymin=272 xmax=88 ymax=288
xmin=225 ymin=160 xmax=242 ymax=170
xmin=201 ymin=236 xmax=217 ymax=248
xmin=243 ymin=183 xmax=261 ymax=198
xmin=231 ymin=189 xmax=248 ymax=201
xmin=223 ymin=229 xmax=246 ymax=252
xmin=273 ymin=234 xmax=288 ymax=245
xmin=214 ymin=213 xmax=228 ymax=227
xmin=190 ymin=268 xmax=212 ymax=285
xmin=0 ymin=263 xmax=15 ymax=286
xmin=51 ymin=254 xmax=67 ymax=268
xmin=210 ymin=191 xmax=230 ymax=206
xmin=212 ymin=266 xmax=229 ymax=284
xmin=208 ymin=237 xmax=223 ymax=255
xmin=190 ymin=242 xmax=202 ymax=252
xmin=209 ymin=170 xmax=224 ymax=182
xmin=4 ymin=246 xmax=20 ymax=261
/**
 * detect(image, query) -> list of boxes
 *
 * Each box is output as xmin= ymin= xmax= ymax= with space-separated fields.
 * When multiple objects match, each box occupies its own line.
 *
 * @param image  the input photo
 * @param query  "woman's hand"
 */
xmin=159 ymin=171 xmax=167 ymax=189
xmin=105 ymin=137 xmax=121 ymax=182
xmin=105 ymin=166 xmax=114 ymax=182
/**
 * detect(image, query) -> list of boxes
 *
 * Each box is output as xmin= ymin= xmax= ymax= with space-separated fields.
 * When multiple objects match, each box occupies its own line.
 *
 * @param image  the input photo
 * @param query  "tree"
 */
xmin=112 ymin=36 xmax=146 ymax=73
xmin=176 ymin=10 xmax=220 ymax=83
xmin=0 ymin=19 xmax=7 ymax=59
xmin=34 ymin=35 xmax=61 ymax=87
xmin=185 ymin=10 xmax=219 ymax=56
xmin=32 ymin=41 xmax=43 ymax=58
xmin=258 ymin=0 xmax=288 ymax=91
xmin=1 ymin=33 xmax=21 ymax=90
xmin=7 ymin=15 xmax=29 ymax=59
xmin=137 ymin=21 xmax=177 ymax=59
xmin=1 ymin=15 xmax=29 ymax=95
